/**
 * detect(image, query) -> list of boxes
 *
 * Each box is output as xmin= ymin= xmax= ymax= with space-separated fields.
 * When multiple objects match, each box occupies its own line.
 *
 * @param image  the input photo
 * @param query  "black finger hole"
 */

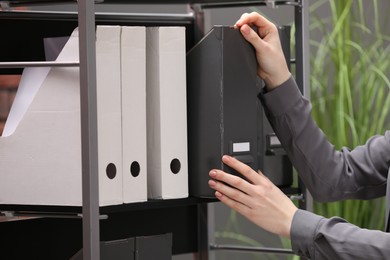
xmin=106 ymin=163 xmax=117 ymax=179
xmin=170 ymin=158 xmax=181 ymax=174
xmin=130 ymin=161 xmax=141 ymax=177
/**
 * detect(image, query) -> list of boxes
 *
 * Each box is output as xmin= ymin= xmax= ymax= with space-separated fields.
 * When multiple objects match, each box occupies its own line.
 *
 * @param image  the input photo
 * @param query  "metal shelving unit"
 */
xmin=0 ymin=1 xmax=310 ymax=259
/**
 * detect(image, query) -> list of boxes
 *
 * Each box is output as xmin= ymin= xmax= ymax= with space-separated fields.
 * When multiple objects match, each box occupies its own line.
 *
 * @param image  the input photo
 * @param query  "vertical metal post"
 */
xmin=194 ymin=203 xmax=216 ymax=260
xmin=295 ymin=0 xmax=313 ymax=213
xmin=77 ymin=1 xmax=100 ymax=259
xmin=295 ymin=0 xmax=310 ymax=99
xmin=206 ymin=203 xmax=216 ymax=260
xmin=189 ymin=4 xmax=206 ymax=43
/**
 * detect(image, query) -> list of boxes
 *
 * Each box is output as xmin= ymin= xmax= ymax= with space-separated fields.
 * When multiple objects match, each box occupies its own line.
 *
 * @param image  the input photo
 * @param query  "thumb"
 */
xmin=239 ymin=24 xmax=265 ymax=52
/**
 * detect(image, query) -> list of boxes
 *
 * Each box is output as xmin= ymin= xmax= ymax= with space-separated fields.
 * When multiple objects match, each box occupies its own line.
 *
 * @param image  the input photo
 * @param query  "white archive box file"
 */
xmin=96 ymin=25 xmax=123 ymax=206
xmin=0 ymin=26 xmax=123 ymax=206
xmin=121 ymin=26 xmax=148 ymax=203
xmin=146 ymin=26 xmax=189 ymax=199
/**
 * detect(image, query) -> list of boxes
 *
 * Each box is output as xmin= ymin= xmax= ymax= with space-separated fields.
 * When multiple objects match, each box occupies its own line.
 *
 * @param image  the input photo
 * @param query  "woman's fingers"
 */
xmin=209 ymin=154 xmax=298 ymax=238
xmin=209 ymin=169 xmax=253 ymax=195
xmin=208 ymin=170 xmax=256 ymax=219
xmin=233 ymin=11 xmax=290 ymax=89
xmin=235 ymin=12 xmax=271 ymax=28
xmin=221 ymin=155 xmax=263 ymax=185
xmin=209 ymin=176 xmax=250 ymax=204
xmin=239 ymin=24 xmax=265 ymax=52
xmin=213 ymin=190 xmax=251 ymax=217
xmin=235 ymin=12 xmax=277 ymax=38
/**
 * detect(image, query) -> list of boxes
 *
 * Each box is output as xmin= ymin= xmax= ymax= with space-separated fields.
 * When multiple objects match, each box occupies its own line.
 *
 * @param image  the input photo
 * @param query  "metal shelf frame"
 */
xmin=0 ymin=1 xmax=310 ymax=259
xmin=76 ymin=1 xmax=100 ymax=260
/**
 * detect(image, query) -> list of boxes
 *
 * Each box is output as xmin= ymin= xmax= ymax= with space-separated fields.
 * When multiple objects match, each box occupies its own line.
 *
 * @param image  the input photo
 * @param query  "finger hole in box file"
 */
xmin=130 ymin=161 xmax=141 ymax=177
xmin=170 ymin=158 xmax=181 ymax=174
xmin=106 ymin=163 xmax=117 ymax=179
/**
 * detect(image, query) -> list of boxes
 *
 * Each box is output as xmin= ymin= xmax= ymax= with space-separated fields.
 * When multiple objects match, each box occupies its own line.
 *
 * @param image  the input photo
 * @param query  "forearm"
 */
xmin=291 ymin=209 xmax=390 ymax=259
xmin=258 ymin=76 xmax=388 ymax=201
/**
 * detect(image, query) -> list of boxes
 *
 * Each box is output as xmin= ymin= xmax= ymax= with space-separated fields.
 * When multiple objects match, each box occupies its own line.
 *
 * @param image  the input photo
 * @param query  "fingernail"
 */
xmin=209 ymin=170 xmax=217 ymax=177
xmin=208 ymin=180 xmax=216 ymax=187
xmin=241 ymin=25 xmax=250 ymax=35
xmin=222 ymin=155 xmax=231 ymax=161
xmin=215 ymin=191 xmax=223 ymax=198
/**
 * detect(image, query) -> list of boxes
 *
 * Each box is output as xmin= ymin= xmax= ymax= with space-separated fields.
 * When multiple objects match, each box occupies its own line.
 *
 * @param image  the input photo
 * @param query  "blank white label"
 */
xmin=270 ymin=136 xmax=281 ymax=146
xmin=233 ymin=142 xmax=250 ymax=153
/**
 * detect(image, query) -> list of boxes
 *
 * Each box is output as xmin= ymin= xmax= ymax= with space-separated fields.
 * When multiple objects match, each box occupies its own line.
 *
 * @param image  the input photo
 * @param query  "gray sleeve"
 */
xmin=259 ymin=76 xmax=390 ymax=202
xmin=291 ymin=209 xmax=390 ymax=259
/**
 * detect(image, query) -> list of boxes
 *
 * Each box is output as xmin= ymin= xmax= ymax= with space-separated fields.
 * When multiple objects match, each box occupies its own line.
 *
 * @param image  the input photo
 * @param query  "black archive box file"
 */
xmin=187 ymin=26 xmax=262 ymax=198
xmin=187 ymin=25 xmax=293 ymax=198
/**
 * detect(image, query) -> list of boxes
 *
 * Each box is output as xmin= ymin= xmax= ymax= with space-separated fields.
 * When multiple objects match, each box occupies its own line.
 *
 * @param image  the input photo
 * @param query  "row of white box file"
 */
xmin=0 ymin=25 xmax=189 ymax=206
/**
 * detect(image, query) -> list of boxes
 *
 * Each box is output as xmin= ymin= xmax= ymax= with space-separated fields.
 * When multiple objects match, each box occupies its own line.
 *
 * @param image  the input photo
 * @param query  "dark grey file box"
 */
xmin=70 ymin=238 xmax=135 ymax=260
xmin=70 ymin=233 xmax=172 ymax=260
xmin=187 ymin=26 xmax=262 ymax=198
xmin=136 ymin=233 xmax=172 ymax=260
xmin=187 ymin=25 xmax=293 ymax=198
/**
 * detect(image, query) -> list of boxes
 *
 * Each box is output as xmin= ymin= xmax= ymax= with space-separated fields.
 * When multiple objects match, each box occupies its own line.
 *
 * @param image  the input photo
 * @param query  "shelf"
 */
xmin=0 ymin=197 xmax=217 ymax=215
xmin=1 ymin=0 xmax=298 ymax=6
xmin=0 ymin=197 xmax=216 ymax=258
xmin=0 ymin=10 xmax=195 ymax=24
xmin=0 ymin=200 xmax=205 ymax=258
xmin=0 ymin=186 xmax=299 ymax=215
xmin=0 ymin=10 xmax=195 ymax=75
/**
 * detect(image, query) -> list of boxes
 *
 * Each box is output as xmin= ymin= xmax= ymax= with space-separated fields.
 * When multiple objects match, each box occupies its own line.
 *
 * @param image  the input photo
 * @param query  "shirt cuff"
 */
xmin=291 ymin=209 xmax=324 ymax=258
xmin=258 ymin=76 xmax=302 ymax=117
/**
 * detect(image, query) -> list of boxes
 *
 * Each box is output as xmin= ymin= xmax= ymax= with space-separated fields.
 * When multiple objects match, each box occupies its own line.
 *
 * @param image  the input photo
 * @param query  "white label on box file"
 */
xmin=233 ymin=142 xmax=250 ymax=153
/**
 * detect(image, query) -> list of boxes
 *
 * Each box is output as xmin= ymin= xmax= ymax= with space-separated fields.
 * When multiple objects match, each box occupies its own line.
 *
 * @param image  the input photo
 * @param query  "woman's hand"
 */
xmin=234 ymin=12 xmax=291 ymax=90
xmin=209 ymin=155 xmax=298 ymax=238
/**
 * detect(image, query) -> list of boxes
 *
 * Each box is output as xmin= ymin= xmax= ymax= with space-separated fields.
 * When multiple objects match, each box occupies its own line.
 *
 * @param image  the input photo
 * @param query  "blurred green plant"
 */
xmin=309 ymin=0 xmax=390 ymax=230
